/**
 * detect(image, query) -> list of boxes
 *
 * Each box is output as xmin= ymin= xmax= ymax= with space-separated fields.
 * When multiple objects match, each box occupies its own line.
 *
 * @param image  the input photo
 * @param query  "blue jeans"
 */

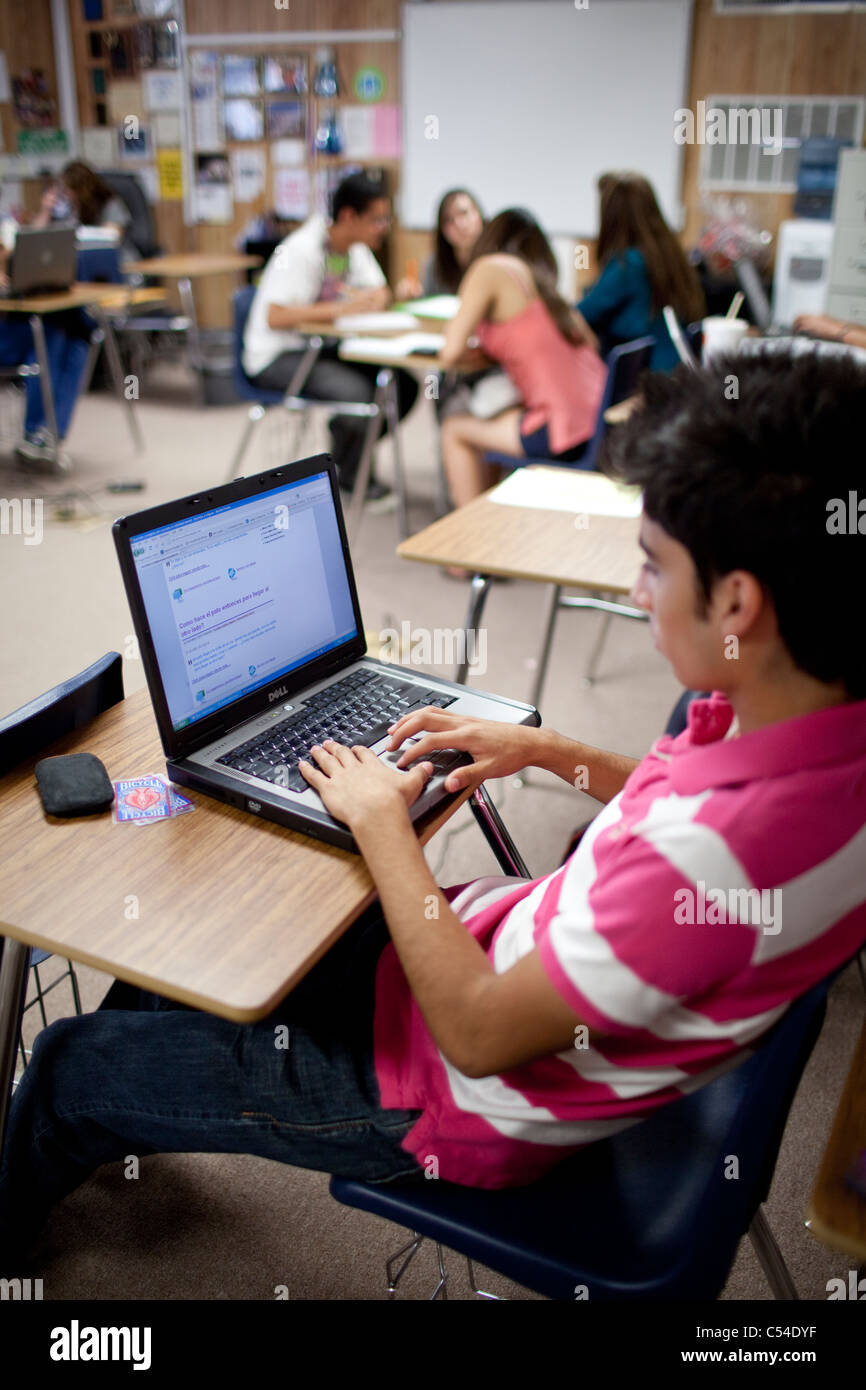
xmin=0 ymin=907 xmax=424 ymax=1262
xmin=0 ymin=313 xmax=91 ymax=437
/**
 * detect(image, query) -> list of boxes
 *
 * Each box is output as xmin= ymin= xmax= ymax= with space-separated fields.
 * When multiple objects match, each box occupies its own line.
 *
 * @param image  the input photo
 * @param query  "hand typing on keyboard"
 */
xmin=298 ymin=739 xmax=435 ymax=829
xmin=216 ymin=670 xmax=461 ymax=796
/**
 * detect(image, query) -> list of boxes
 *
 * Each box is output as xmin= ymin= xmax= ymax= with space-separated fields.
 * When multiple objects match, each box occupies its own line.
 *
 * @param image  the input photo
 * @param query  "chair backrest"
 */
xmin=100 ymin=171 xmax=161 ymax=260
xmin=663 ymin=305 xmax=700 ymax=369
xmin=581 ymin=334 xmax=655 ymax=472
xmin=586 ymin=967 xmax=837 ymax=1297
xmin=0 ymin=652 xmax=124 ymax=777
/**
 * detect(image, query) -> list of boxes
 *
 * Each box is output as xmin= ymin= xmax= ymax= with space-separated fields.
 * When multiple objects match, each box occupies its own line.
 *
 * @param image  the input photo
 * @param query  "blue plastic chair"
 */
xmin=330 ymin=969 xmax=837 ymax=1301
xmin=227 ymin=286 xmax=315 ymax=483
xmin=0 ymin=653 xmax=125 ymax=1067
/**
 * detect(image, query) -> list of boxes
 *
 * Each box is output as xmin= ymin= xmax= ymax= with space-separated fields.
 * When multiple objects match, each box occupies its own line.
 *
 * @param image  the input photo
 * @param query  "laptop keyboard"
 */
xmin=217 ymin=669 xmax=458 ymax=792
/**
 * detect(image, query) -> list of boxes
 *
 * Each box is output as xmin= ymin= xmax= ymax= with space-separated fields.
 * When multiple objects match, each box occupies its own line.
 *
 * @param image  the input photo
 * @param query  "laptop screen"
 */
xmin=129 ymin=471 xmax=358 ymax=731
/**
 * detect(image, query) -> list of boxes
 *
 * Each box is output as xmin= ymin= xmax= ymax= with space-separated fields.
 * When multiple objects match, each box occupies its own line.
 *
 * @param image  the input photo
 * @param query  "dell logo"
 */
xmin=268 ymin=686 xmax=288 ymax=703
xmin=247 ymin=800 xmax=261 ymax=814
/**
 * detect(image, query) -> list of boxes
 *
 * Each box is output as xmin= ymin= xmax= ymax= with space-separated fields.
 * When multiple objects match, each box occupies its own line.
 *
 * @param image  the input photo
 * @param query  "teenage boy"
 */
xmin=2 ymin=352 xmax=865 ymax=1266
xmin=242 ymin=172 xmax=418 ymax=500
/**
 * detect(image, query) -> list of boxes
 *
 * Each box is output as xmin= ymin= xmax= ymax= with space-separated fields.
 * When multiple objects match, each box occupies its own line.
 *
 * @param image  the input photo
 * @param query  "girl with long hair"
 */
xmin=577 ymin=172 xmax=705 ymax=370
xmin=397 ymin=188 xmax=484 ymax=299
xmin=438 ymin=207 xmax=606 ymax=517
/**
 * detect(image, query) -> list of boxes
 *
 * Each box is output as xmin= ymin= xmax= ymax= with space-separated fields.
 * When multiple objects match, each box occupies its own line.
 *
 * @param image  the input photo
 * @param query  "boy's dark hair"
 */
xmin=605 ymin=351 xmax=866 ymax=699
xmin=331 ymin=171 xmax=388 ymax=222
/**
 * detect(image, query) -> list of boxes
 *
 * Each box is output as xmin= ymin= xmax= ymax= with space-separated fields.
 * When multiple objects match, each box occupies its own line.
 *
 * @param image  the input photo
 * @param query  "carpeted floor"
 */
xmin=1 ymin=365 xmax=859 ymax=1301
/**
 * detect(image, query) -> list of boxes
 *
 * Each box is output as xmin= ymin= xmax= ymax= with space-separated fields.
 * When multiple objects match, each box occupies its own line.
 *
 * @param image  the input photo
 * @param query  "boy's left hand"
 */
xmin=299 ymin=740 xmax=433 ymax=829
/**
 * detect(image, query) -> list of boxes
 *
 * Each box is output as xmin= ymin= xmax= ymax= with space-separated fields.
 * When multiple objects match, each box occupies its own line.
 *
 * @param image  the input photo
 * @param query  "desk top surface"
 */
xmin=126 ymin=253 xmax=262 ymax=278
xmin=0 ymin=282 xmax=138 ymax=314
xmin=0 ymin=689 xmax=469 ymax=1022
xmin=398 ymin=469 xmax=643 ymax=592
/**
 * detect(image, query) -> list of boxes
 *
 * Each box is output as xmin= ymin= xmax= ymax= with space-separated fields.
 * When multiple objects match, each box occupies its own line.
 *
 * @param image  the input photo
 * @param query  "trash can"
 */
xmin=197 ymin=330 xmax=242 ymax=406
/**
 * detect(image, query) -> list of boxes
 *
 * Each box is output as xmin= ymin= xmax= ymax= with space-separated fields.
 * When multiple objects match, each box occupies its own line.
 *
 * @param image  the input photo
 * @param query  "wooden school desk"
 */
xmin=397 ymin=467 xmax=644 ymax=686
xmin=1 ymin=282 xmax=148 ymax=459
xmin=0 ymin=687 xmax=475 ymax=1155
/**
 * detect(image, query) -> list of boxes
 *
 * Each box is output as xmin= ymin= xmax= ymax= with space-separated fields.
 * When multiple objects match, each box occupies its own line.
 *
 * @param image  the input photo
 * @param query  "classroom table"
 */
xmin=396 ymin=467 xmax=645 ymax=688
xmin=0 ymin=685 xmax=479 ymax=1157
xmin=1 ymin=282 xmax=149 ymax=461
xmin=126 ymin=253 xmax=262 ymax=385
xmin=805 ymin=1014 xmax=866 ymax=1263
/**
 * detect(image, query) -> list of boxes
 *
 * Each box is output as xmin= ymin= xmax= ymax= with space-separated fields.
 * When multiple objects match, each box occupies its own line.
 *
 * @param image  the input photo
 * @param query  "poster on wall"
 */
xmin=157 ymin=148 xmax=183 ymax=200
xmin=231 ymin=147 xmax=266 ymax=204
xmin=224 ymin=99 xmax=264 ymax=142
xmin=82 ymin=127 xmax=116 ymax=166
xmin=119 ymin=124 xmax=151 ymax=159
xmin=12 ymin=70 xmax=56 ymax=128
xmin=266 ymin=101 xmax=306 ymax=140
xmin=190 ymin=51 xmax=223 ymax=151
xmin=273 ymin=169 xmax=309 ymax=220
xmin=262 ymin=55 xmax=307 ymax=95
xmin=143 ymin=69 xmax=183 ymax=112
xmin=222 ymin=55 xmax=259 ymax=96
xmin=195 ymin=152 xmax=233 ymax=223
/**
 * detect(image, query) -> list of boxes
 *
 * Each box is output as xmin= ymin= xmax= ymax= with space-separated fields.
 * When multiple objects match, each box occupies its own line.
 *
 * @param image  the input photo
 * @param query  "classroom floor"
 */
xmin=0 ymin=368 xmax=859 ymax=1302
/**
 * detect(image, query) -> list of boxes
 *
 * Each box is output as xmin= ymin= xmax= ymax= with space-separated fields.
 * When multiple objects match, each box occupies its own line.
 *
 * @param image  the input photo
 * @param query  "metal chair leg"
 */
xmin=384 ymin=1232 xmax=447 ymax=1299
xmin=748 ymin=1206 xmax=799 ymax=1300
xmin=469 ymin=785 xmax=531 ymax=878
xmin=0 ymin=937 xmax=31 ymax=1155
xmin=92 ymin=308 xmax=144 ymax=453
xmin=383 ymin=370 xmax=410 ymax=540
xmin=456 ymin=575 xmax=493 ymax=684
xmin=466 ymin=1258 xmax=505 ymax=1300
xmin=583 ymin=609 xmax=615 ymax=687
xmin=227 ymin=403 xmax=266 ymax=482
xmin=529 ymin=584 xmax=562 ymax=711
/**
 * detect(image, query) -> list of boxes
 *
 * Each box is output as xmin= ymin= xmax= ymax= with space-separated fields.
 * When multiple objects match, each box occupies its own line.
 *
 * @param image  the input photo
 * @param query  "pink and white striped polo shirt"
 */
xmin=374 ymin=692 xmax=866 ymax=1188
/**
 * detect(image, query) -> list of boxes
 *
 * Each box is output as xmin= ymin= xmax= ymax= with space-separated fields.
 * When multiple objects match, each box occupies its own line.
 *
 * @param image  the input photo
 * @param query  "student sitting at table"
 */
xmin=577 ymin=172 xmax=705 ymax=371
xmin=242 ymin=172 xmax=418 ymax=503
xmin=437 ymin=207 xmax=606 ymax=514
xmin=33 ymin=161 xmax=133 ymax=254
xmin=0 ymin=247 xmax=92 ymax=464
xmin=397 ymin=187 xmax=485 ymax=299
xmin=2 ymin=351 xmax=864 ymax=1271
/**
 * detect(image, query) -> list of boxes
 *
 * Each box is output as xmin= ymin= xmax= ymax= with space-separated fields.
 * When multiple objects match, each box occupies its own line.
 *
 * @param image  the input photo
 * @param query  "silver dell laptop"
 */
xmin=113 ymin=455 xmax=539 ymax=851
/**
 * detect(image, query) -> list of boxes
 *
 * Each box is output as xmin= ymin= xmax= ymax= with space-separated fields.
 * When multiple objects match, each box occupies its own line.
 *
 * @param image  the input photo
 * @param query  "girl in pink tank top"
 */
xmin=437 ymin=208 xmax=607 ymax=517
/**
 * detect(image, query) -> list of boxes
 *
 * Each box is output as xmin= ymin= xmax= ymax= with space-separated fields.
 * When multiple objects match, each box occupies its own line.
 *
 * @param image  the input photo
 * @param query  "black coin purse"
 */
xmin=35 ymin=753 xmax=115 ymax=817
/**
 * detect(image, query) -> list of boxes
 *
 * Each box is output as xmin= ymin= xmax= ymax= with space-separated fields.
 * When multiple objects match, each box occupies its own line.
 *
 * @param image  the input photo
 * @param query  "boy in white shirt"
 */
xmin=243 ymin=173 xmax=418 ymax=499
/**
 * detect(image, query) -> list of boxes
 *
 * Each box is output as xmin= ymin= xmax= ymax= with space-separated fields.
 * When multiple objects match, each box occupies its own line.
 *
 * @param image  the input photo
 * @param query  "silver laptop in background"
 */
xmin=0 ymin=225 xmax=77 ymax=298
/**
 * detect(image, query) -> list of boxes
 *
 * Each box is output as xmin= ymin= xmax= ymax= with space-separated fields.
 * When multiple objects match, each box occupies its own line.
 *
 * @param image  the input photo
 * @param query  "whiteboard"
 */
xmin=402 ymin=0 xmax=693 ymax=237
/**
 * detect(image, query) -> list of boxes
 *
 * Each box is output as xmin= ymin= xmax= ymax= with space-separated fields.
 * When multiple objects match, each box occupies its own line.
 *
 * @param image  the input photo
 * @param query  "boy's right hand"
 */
xmin=387 ymin=707 xmax=539 ymax=791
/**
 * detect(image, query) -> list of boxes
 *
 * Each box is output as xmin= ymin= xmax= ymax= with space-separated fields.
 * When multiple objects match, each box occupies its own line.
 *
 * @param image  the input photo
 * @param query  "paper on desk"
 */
xmin=490 ymin=468 xmax=642 ymax=517
xmin=339 ymin=332 xmax=444 ymax=359
xmin=333 ymin=311 xmax=421 ymax=333
xmin=394 ymin=294 xmax=459 ymax=320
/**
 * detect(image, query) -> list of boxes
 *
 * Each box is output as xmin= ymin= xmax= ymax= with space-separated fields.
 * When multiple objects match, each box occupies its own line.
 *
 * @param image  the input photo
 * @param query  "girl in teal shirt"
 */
xmin=578 ymin=173 xmax=705 ymax=371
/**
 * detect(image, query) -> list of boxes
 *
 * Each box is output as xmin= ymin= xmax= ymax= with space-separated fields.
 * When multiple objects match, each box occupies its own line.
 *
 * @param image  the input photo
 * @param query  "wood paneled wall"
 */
xmin=681 ymin=0 xmax=866 ymax=247
xmin=0 ymin=0 xmax=59 ymax=176
xmin=53 ymin=0 xmax=866 ymax=323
